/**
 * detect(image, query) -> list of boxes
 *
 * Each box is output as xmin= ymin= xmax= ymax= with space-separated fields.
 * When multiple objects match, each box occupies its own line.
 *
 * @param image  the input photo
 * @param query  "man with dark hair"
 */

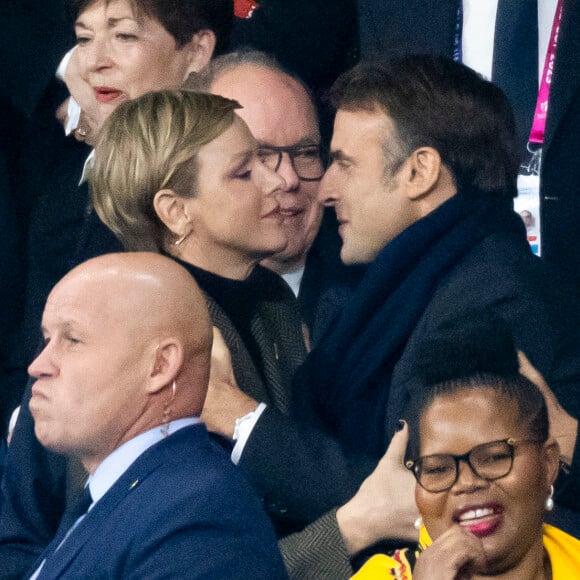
xmin=258 ymin=56 xmax=580 ymax=577
xmin=328 ymin=56 xmax=519 ymax=199
xmin=355 ymin=1 xmax=580 ymax=295
xmin=305 ymin=56 xmax=578 ymax=455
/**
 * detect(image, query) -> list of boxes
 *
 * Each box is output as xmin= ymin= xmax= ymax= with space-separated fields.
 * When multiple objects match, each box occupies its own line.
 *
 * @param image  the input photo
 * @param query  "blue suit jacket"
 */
xmin=28 ymin=425 xmax=287 ymax=579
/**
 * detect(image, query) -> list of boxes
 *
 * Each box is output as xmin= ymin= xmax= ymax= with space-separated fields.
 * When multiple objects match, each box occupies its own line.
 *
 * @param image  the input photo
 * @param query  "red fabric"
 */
xmin=234 ymin=0 xmax=259 ymax=19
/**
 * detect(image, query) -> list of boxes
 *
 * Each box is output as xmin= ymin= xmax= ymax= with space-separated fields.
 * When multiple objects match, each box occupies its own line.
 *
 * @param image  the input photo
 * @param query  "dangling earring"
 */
xmin=161 ymin=380 xmax=177 ymax=438
xmin=414 ymin=517 xmax=423 ymax=530
xmin=545 ymin=485 xmax=555 ymax=511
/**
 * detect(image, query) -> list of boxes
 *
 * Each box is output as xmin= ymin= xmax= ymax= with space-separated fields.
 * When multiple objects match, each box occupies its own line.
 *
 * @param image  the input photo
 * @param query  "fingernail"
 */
xmin=396 ymin=420 xmax=406 ymax=431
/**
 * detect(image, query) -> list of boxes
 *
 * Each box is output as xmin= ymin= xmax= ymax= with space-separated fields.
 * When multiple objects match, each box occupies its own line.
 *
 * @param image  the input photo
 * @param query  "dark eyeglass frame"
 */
xmin=257 ymin=145 xmax=325 ymax=181
xmin=405 ymin=438 xmax=542 ymax=493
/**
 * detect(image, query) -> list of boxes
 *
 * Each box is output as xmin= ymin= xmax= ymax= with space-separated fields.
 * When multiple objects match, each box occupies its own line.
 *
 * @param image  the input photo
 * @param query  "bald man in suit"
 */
xmin=24 ymin=253 xmax=285 ymax=580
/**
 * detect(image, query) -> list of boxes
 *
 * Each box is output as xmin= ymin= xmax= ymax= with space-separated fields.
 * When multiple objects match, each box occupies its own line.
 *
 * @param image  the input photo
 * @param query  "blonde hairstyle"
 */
xmin=90 ymin=90 xmax=240 ymax=252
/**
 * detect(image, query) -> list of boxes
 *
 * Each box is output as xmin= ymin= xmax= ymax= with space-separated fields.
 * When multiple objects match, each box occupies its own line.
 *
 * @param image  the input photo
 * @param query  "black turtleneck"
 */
xmin=172 ymin=258 xmax=295 ymax=381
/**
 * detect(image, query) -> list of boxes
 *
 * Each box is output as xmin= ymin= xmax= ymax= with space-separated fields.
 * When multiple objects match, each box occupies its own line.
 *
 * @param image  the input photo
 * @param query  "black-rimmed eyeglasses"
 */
xmin=405 ymin=438 xmax=542 ymax=493
xmin=258 ymin=145 xmax=325 ymax=181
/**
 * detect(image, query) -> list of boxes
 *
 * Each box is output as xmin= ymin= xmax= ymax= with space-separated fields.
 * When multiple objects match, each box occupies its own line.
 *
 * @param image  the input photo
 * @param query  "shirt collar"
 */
xmin=88 ymin=417 xmax=200 ymax=505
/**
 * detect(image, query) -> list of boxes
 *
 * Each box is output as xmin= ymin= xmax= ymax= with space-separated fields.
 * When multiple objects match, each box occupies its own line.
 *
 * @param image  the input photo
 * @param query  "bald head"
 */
xmin=29 ymin=253 xmax=212 ymax=473
xmin=208 ymin=63 xmax=319 ymax=150
xmin=54 ymin=252 xmax=212 ymax=352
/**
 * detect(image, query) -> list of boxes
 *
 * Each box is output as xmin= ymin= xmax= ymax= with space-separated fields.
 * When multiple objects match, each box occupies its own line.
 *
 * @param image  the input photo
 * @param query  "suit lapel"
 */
xmin=249 ymin=311 xmax=289 ymax=414
xmin=205 ymin=295 xmax=274 ymax=405
xmin=37 ymin=453 xmax=162 ymax=579
xmin=205 ymin=291 xmax=305 ymax=416
xmin=492 ymin=0 xmax=538 ymax=155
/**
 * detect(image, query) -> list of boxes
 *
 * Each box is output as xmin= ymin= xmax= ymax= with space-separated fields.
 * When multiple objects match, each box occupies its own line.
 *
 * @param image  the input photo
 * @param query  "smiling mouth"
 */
xmin=455 ymin=505 xmax=504 ymax=538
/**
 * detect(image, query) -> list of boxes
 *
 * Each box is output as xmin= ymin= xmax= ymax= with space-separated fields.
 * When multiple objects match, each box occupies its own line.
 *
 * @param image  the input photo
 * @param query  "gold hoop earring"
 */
xmin=161 ymin=380 xmax=177 ymax=438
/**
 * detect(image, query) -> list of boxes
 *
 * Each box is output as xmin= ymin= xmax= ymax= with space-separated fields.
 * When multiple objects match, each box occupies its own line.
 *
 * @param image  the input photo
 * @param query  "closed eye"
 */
xmin=115 ymin=33 xmax=138 ymax=41
xmin=422 ymin=464 xmax=453 ymax=476
xmin=234 ymin=169 xmax=252 ymax=180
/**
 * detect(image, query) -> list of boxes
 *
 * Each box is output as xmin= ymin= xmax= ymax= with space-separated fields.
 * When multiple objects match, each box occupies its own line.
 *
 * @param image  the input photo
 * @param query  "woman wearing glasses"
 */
xmin=352 ymin=328 xmax=580 ymax=579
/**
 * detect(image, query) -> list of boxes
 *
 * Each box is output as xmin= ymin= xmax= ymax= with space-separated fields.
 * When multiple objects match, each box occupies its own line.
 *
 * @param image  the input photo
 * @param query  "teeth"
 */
xmin=458 ymin=508 xmax=494 ymax=522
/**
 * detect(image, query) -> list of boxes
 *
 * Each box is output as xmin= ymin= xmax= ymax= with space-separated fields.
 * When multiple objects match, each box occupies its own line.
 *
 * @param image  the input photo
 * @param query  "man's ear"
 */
xmin=183 ymin=29 xmax=216 ymax=76
xmin=404 ymin=147 xmax=442 ymax=200
xmin=147 ymin=339 xmax=184 ymax=395
xmin=154 ymin=189 xmax=189 ymax=239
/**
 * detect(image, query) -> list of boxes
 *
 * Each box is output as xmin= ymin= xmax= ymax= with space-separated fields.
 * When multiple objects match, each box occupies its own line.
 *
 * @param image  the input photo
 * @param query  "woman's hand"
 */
xmin=337 ymin=422 xmax=419 ymax=555
xmin=413 ymin=526 xmax=487 ymax=580
xmin=64 ymin=50 xmax=107 ymax=145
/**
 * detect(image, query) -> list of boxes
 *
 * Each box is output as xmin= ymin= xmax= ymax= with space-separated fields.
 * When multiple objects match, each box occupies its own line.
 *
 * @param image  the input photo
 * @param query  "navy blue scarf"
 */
xmin=292 ymin=192 xmax=527 ymax=458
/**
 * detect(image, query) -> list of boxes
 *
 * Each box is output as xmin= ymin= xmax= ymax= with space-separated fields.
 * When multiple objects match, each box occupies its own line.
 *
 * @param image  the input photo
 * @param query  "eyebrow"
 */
xmin=329 ymin=150 xmax=354 ymax=163
xmin=75 ymin=17 xmax=138 ymax=31
xmin=257 ymin=137 xmax=321 ymax=149
xmin=40 ymin=319 xmax=81 ymax=335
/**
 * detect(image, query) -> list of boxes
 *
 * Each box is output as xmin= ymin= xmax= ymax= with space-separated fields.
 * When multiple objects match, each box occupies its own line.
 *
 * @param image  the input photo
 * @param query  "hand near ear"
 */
xmin=336 ymin=421 xmax=419 ymax=556
xmin=200 ymin=327 xmax=259 ymax=438
xmin=518 ymin=351 xmax=578 ymax=466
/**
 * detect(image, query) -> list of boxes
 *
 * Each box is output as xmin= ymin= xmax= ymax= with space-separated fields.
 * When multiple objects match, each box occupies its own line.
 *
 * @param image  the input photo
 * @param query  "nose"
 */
xmin=258 ymin=162 xmax=287 ymax=196
xmin=28 ymin=343 xmax=58 ymax=380
xmin=318 ymin=168 xmax=337 ymax=207
xmin=276 ymin=153 xmax=301 ymax=192
xmin=83 ymin=36 xmax=114 ymax=74
xmin=452 ymin=459 xmax=488 ymax=494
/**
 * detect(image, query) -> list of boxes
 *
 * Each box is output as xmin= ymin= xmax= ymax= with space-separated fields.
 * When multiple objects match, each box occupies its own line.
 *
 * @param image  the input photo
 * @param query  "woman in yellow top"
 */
xmin=353 ymin=348 xmax=580 ymax=579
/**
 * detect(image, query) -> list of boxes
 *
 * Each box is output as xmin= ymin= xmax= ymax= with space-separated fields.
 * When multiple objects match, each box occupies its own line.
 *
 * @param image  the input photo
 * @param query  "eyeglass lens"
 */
xmin=414 ymin=439 xmax=515 ymax=492
xmin=259 ymin=147 xmax=324 ymax=180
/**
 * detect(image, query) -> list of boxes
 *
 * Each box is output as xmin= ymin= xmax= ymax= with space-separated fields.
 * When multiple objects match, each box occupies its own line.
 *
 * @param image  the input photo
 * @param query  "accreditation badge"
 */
xmin=515 ymin=145 xmax=542 ymax=256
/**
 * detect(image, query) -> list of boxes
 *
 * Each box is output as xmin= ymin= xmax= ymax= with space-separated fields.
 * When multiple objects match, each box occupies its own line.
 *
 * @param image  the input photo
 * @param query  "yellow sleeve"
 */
xmin=543 ymin=524 xmax=580 ymax=578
